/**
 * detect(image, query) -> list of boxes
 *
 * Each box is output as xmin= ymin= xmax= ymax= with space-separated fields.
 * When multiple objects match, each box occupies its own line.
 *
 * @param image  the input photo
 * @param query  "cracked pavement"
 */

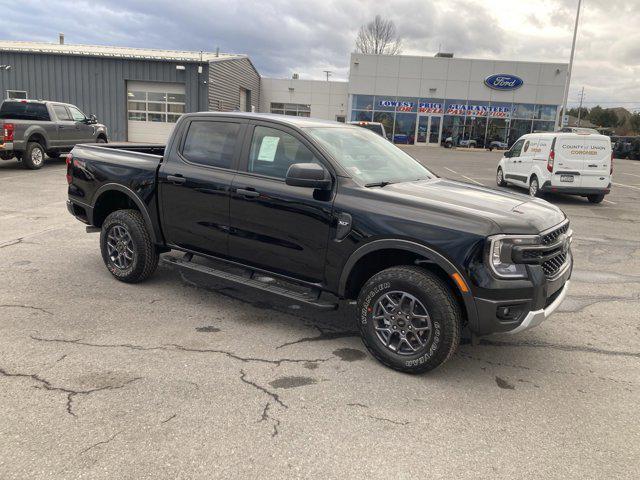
xmin=1 ymin=151 xmax=639 ymax=479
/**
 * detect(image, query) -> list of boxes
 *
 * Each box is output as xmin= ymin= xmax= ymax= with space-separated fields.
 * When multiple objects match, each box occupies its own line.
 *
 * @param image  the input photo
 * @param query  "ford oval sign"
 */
xmin=484 ymin=74 xmax=524 ymax=91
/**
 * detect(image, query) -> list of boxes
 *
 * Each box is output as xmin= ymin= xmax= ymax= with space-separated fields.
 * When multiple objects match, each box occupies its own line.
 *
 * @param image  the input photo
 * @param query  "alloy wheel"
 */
xmin=106 ymin=224 xmax=135 ymax=269
xmin=372 ymin=291 xmax=433 ymax=355
xmin=31 ymin=147 xmax=44 ymax=166
xmin=529 ymin=179 xmax=538 ymax=197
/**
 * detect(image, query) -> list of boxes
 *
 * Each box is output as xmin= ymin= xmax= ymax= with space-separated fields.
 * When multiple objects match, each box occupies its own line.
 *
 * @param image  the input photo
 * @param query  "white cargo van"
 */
xmin=496 ymin=132 xmax=612 ymax=203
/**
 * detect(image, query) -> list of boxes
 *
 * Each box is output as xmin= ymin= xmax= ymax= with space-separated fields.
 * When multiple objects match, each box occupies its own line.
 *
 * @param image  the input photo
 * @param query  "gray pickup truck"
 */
xmin=0 ymin=99 xmax=108 ymax=169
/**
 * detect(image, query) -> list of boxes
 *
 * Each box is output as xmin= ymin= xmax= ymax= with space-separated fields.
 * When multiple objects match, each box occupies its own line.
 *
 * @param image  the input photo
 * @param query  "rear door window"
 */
xmin=0 ymin=102 xmax=50 ymax=121
xmin=53 ymin=105 xmax=72 ymax=121
xmin=181 ymin=120 xmax=241 ymax=169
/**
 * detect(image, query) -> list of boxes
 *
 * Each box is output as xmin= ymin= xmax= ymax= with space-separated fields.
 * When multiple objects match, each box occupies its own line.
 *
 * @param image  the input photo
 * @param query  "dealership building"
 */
xmin=0 ymin=40 xmax=567 ymax=147
xmin=263 ymin=53 xmax=568 ymax=147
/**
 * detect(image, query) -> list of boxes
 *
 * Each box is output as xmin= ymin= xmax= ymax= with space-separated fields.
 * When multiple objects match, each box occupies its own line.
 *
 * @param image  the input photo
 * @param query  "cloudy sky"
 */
xmin=1 ymin=0 xmax=638 ymax=110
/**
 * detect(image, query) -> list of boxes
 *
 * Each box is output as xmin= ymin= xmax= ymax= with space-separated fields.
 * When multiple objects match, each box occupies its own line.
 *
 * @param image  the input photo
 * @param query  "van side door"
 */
xmin=518 ymin=137 xmax=538 ymax=181
xmin=504 ymin=139 xmax=525 ymax=183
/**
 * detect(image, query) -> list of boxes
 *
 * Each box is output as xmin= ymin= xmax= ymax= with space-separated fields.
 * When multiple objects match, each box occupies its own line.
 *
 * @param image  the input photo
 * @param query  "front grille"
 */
xmin=542 ymin=222 xmax=569 ymax=245
xmin=542 ymin=251 xmax=568 ymax=278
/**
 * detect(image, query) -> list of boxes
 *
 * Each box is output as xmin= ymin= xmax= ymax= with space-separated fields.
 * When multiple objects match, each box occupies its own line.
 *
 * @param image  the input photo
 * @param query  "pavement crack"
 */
xmin=258 ymin=402 xmax=281 ymax=437
xmin=478 ymin=339 xmax=640 ymax=359
xmin=0 ymin=366 xmax=142 ymax=417
xmin=239 ymin=369 xmax=287 ymax=409
xmin=161 ymin=413 xmax=177 ymax=424
xmin=367 ymin=415 xmax=410 ymax=426
xmin=31 ymin=336 xmax=332 ymax=368
xmin=0 ymin=304 xmax=53 ymax=315
xmin=275 ymin=330 xmax=359 ymax=350
xmin=79 ymin=431 xmax=121 ymax=455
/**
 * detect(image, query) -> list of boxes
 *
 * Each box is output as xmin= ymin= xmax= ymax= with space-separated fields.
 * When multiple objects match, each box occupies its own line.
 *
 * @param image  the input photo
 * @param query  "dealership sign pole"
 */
xmin=560 ymin=0 xmax=582 ymax=128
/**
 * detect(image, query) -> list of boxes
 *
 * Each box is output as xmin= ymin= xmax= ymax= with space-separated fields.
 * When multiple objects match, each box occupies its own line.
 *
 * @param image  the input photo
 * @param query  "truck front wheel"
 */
xmin=100 ymin=209 xmax=159 ymax=283
xmin=357 ymin=266 xmax=462 ymax=374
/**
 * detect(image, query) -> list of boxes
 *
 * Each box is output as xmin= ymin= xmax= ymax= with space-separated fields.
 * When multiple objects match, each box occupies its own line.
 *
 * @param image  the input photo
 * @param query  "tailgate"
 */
xmin=553 ymin=138 xmax=611 ymax=188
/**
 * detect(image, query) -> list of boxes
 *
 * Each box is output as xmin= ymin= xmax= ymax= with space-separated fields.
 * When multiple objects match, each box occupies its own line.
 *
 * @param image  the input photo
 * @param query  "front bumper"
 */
xmin=506 ymin=280 xmax=570 ymax=334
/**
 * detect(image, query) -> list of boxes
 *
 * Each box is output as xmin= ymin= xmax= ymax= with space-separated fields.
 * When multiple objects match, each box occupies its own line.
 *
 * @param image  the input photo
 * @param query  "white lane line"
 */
xmin=618 ymin=171 xmax=640 ymax=179
xmin=603 ymin=199 xmax=616 ymax=205
xmin=461 ymin=174 xmax=485 ymax=186
xmin=444 ymin=167 xmax=458 ymax=174
xmin=612 ymin=182 xmax=640 ymax=191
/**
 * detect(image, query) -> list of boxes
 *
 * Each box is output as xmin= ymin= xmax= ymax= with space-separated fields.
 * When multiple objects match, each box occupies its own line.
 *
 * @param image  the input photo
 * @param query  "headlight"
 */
xmin=486 ymin=234 xmax=540 ymax=279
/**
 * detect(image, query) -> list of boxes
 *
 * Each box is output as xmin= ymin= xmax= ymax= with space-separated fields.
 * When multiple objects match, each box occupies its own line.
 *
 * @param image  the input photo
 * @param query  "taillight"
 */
xmin=610 ymin=152 xmax=614 ymax=175
xmin=3 ymin=123 xmax=14 ymax=142
xmin=547 ymin=149 xmax=555 ymax=173
xmin=65 ymin=153 xmax=73 ymax=184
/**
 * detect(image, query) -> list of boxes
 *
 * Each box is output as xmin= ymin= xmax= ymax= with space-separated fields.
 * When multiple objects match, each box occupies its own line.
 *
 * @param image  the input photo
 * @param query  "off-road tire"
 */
xmin=23 ymin=142 xmax=46 ymax=169
xmin=587 ymin=194 xmax=605 ymax=204
xmin=496 ymin=167 xmax=507 ymax=186
xmin=97 ymin=136 xmax=107 ymax=143
xmin=100 ymin=209 xmax=159 ymax=283
xmin=356 ymin=266 xmax=462 ymax=374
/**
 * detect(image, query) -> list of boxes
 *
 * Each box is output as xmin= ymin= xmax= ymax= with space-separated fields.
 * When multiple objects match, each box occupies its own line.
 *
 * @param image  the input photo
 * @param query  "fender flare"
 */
xmin=91 ymin=183 xmax=158 ymax=243
xmin=24 ymin=125 xmax=50 ymax=149
xmin=338 ymin=239 xmax=478 ymax=325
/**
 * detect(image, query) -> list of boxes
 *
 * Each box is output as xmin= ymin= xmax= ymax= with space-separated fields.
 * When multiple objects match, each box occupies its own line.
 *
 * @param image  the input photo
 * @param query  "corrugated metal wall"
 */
xmin=208 ymin=58 xmax=260 ymax=112
xmin=0 ymin=51 xmax=208 ymax=141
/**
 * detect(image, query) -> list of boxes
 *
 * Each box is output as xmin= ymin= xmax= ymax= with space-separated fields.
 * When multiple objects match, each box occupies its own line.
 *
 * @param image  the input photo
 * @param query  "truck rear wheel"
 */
xmin=100 ymin=209 xmax=159 ymax=283
xmin=587 ymin=194 xmax=605 ymax=204
xmin=23 ymin=142 xmax=46 ymax=169
xmin=357 ymin=266 xmax=461 ymax=374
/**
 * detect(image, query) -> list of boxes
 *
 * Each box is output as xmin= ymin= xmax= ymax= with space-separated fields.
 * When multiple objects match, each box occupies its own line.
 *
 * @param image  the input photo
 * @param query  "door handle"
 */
xmin=236 ymin=188 xmax=260 ymax=198
xmin=167 ymin=174 xmax=186 ymax=185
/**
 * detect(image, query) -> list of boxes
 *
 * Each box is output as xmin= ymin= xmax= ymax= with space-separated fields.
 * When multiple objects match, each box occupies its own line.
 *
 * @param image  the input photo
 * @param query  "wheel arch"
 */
xmin=91 ymin=184 xmax=157 ymax=243
xmin=338 ymin=239 xmax=478 ymax=326
xmin=26 ymin=130 xmax=48 ymax=150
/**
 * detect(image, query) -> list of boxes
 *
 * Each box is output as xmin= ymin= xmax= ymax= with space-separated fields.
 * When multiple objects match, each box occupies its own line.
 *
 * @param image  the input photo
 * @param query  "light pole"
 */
xmin=560 ymin=0 xmax=582 ymax=128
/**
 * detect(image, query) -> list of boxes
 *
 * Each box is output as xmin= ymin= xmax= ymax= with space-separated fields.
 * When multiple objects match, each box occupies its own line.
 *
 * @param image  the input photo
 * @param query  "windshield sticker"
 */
xmin=258 ymin=136 xmax=280 ymax=162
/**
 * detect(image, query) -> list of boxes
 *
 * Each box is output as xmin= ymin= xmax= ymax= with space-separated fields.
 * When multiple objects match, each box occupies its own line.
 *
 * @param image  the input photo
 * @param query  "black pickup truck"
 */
xmin=67 ymin=112 xmax=572 ymax=373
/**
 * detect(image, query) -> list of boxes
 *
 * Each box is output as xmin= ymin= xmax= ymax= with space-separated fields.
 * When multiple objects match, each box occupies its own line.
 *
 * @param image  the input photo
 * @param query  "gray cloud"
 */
xmin=0 ymin=0 xmax=637 ymax=109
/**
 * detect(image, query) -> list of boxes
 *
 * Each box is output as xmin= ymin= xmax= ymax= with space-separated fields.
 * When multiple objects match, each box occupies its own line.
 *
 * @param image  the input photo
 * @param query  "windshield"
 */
xmin=306 ymin=126 xmax=434 ymax=186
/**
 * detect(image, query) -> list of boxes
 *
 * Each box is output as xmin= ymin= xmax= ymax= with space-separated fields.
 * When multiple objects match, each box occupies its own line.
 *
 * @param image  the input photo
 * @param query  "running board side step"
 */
xmin=163 ymin=255 xmax=339 ymax=310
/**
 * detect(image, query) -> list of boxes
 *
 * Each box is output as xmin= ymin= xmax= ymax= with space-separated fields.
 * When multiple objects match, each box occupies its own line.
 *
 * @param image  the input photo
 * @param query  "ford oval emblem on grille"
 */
xmin=484 ymin=74 xmax=524 ymax=91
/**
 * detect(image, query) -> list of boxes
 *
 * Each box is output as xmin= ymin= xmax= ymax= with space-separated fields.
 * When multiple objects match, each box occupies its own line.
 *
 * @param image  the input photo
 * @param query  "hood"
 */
xmin=377 ymin=178 xmax=566 ymax=234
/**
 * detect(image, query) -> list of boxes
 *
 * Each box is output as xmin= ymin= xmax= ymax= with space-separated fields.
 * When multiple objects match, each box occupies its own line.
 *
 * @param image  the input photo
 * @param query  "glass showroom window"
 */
xmin=535 ymin=105 xmax=557 ymax=121
xmin=533 ymin=120 xmax=555 ymax=132
xmin=127 ymin=90 xmax=185 ymax=123
xmin=351 ymin=109 xmax=373 ymax=122
xmin=270 ymin=103 xmax=311 ymax=117
xmin=464 ymin=115 xmax=487 ymax=145
xmin=509 ymin=119 xmax=534 ymax=145
xmin=373 ymin=111 xmax=394 ymax=140
xmin=393 ymin=112 xmax=417 ymax=144
xmin=486 ymin=118 xmax=510 ymax=144
xmin=353 ymin=94 xmax=374 ymax=111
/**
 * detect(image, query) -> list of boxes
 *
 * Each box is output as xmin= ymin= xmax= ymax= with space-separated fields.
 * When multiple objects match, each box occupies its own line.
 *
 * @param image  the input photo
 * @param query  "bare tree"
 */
xmin=355 ymin=15 xmax=402 ymax=55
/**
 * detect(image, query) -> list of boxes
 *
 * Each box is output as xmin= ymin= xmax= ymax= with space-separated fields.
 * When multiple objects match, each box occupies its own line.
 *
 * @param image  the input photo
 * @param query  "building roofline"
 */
xmin=0 ymin=40 xmax=244 ymax=63
xmin=349 ymin=51 xmax=568 ymax=66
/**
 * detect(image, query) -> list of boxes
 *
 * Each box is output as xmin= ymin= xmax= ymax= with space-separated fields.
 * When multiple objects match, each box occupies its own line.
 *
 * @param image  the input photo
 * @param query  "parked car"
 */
xmin=0 ymin=99 xmax=108 ymax=169
xmin=67 ymin=112 xmax=572 ymax=374
xmin=443 ymin=136 xmax=478 ymax=148
xmin=496 ymin=131 xmax=612 ymax=203
xmin=612 ymin=136 xmax=640 ymax=160
xmin=488 ymin=140 xmax=508 ymax=151
xmin=348 ymin=121 xmax=386 ymax=139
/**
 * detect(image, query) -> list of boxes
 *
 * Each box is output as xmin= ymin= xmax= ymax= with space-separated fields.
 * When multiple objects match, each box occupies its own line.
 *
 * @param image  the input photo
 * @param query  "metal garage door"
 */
xmin=126 ymin=81 xmax=185 ymax=143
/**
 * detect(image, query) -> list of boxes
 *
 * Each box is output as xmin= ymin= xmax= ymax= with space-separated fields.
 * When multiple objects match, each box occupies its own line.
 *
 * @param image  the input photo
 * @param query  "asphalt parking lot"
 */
xmin=1 ymin=148 xmax=639 ymax=479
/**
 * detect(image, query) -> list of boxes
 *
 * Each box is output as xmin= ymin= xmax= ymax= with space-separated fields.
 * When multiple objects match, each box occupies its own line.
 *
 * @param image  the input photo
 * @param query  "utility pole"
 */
xmin=560 ymin=0 xmax=582 ymax=128
xmin=323 ymin=70 xmax=332 ymax=82
xmin=577 ymin=86 xmax=585 ymax=126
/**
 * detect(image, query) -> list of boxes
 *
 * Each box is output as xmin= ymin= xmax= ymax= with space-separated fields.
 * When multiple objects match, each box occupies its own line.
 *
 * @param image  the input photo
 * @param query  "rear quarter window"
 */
xmin=0 ymin=102 xmax=50 ymax=121
xmin=181 ymin=120 xmax=240 ymax=169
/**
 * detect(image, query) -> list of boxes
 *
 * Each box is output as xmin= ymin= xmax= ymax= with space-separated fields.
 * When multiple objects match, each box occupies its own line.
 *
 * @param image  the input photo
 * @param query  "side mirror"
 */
xmin=504 ymin=150 xmax=512 ymax=158
xmin=285 ymin=163 xmax=331 ymax=189
xmin=89 ymin=114 xmax=97 ymax=124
